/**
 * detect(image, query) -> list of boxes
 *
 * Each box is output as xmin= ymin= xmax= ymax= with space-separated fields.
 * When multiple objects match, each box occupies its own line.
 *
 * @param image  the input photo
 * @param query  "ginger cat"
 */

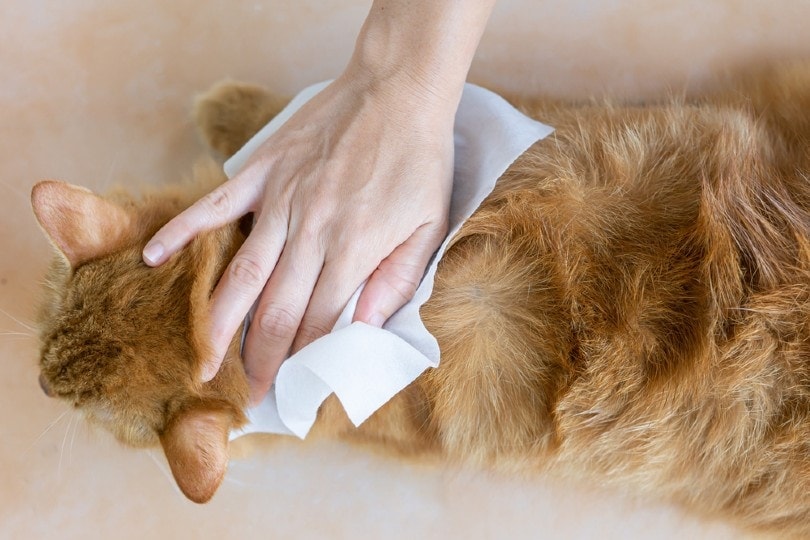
xmin=32 ymin=64 xmax=810 ymax=536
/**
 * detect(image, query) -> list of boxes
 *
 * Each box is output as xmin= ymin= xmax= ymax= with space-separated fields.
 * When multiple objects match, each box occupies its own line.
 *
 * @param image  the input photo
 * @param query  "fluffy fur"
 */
xmin=32 ymin=64 xmax=810 ymax=534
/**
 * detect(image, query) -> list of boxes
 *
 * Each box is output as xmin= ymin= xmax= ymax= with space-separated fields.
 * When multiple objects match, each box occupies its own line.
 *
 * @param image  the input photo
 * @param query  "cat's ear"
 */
xmin=159 ymin=403 xmax=233 ymax=504
xmin=31 ymin=180 xmax=133 ymax=267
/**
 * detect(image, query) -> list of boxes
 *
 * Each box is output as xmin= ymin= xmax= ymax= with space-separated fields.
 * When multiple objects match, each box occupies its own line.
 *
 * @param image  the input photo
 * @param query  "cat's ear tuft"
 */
xmin=31 ymin=180 xmax=133 ymax=267
xmin=159 ymin=403 xmax=233 ymax=504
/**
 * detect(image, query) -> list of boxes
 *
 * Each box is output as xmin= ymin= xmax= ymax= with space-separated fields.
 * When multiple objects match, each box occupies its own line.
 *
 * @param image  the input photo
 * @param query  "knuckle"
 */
xmin=390 ymin=279 xmax=418 ymax=303
xmin=202 ymin=188 xmax=233 ymax=221
xmin=297 ymin=217 xmax=326 ymax=245
xmin=229 ymin=255 xmax=266 ymax=289
xmin=256 ymin=305 xmax=300 ymax=342
xmin=379 ymin=263 xmax=421 ymax=302
xmin=294 ymin=204 xmax=335 ymax=244
xmin=297 ymin=319 xmax=333 ymax=346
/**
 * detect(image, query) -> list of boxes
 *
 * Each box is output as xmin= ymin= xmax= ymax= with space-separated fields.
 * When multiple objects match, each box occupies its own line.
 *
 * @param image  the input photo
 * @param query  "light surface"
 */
xmin=4 ymin=1 xmax=808 ymax=538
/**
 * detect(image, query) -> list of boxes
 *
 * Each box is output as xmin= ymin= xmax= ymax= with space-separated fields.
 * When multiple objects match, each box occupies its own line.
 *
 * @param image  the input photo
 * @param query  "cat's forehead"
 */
xmin=69 ymin=248 xmax=166 ymax=290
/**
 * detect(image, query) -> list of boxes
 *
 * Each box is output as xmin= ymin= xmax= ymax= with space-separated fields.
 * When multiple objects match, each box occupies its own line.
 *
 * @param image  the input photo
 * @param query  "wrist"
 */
xmin=345 ymin=0 xmax=496 ymax=111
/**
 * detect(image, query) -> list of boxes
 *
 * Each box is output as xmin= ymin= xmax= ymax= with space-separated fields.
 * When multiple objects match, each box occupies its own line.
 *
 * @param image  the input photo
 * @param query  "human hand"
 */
xmin=143 ymin=70 xmax=455 ymax=404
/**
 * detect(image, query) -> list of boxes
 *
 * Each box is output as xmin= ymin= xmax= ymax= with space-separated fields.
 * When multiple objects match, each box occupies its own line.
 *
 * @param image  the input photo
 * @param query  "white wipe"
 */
xmin=225 ymin=81 xmax=553 ymax=440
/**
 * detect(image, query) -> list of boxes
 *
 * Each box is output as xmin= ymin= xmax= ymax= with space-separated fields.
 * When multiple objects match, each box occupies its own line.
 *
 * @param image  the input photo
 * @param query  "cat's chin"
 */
xmin=84 ymin=407 xmax=159 ymax=448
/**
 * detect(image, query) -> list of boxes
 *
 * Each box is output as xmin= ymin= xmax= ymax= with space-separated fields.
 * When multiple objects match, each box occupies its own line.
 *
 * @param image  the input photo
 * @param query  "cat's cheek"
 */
xmin=118 ymin=424 xmax=159 ymax=447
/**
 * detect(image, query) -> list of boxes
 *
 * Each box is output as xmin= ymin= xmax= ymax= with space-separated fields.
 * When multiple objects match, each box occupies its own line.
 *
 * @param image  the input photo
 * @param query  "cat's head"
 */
xmin=31 ymin=179 xmax=249 ymax=503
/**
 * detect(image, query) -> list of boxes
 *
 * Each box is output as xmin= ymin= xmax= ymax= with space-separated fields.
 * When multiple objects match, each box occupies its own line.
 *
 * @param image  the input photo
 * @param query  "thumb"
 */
xmin=353 ymin=224 xmax=446 ymax=327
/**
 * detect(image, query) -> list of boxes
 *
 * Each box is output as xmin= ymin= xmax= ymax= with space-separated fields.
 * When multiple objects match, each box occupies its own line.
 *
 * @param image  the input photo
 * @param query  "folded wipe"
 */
xmin=225 ymin=81 xmax=553 ymax=440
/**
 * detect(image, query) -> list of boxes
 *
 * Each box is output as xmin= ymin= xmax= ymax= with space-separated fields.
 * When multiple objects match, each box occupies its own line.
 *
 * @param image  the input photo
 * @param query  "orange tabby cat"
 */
xmin=33 ymin=63 xmax=810 ymax=535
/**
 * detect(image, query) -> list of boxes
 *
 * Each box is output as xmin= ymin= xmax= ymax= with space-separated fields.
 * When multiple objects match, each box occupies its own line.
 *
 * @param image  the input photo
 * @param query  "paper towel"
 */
xmin=225 ymin=81 xmax=553 ymax=440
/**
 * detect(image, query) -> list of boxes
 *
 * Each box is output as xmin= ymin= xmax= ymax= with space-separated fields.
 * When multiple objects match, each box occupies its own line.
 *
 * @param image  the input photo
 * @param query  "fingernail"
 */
xmin=368 ymin=313 xmax=386 ymax=328
xmin=143 ymin=241 xmax=164 ymax=265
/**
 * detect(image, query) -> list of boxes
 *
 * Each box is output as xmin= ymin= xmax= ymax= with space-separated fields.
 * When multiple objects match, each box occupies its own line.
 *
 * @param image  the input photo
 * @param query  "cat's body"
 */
xmin=33 ymin=64 xmax=810 ymax=535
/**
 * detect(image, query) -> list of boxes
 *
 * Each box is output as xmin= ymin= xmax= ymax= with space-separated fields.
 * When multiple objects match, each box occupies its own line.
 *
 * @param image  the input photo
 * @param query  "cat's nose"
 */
xmin=38 ymin=373 xmax=55 ymax=397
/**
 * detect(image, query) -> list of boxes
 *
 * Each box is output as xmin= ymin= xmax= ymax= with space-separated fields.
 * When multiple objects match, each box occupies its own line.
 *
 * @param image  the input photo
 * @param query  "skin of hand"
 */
xmin=143 ymin=0 xmax=497 ymax=405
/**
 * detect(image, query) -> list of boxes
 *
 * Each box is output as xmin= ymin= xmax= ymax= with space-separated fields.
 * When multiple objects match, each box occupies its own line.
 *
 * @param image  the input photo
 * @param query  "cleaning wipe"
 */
xmin=225 ymin=81 xmax=553 ymax=440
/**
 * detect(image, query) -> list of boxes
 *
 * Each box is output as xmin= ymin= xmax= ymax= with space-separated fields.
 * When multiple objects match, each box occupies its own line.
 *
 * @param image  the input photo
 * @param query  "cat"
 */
xmin=32 ymin=63 xmax=810 ymax=535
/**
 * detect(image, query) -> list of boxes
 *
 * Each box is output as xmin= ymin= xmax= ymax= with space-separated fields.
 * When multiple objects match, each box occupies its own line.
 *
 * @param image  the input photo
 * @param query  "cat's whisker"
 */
xmin=0 ymin=331 xmax=34 ymax=337
xmin=103 ymin=153 xmax=120 ymax=191
xmin=222 ymin=474 xmax=247 ymax=488
xmin=28 ymin=409 xmax=69 ymax=453
xmin=57 ymin=414 xmax=76 ymax=480
xmin=0 ymin=328 xmax=36 ymax=343
xmin=0 ymin=179 xmax=28 ymax=199
xmin=0 ymin=335 xmax=36 ymax=343
xmin=0 ymin=308 xmax=37 ymax=333
xmin=68 ymin=413 xmax=80 ymax=466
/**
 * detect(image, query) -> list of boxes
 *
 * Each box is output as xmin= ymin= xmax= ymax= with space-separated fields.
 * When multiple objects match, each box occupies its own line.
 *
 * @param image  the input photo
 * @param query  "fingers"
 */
xmin=353 ymin=223 xmax=446 ymax=327
xmin=290 ymin=258 xmax=372 ymax=354
xmin=240 ymin=234 xmax=382 ymax=404
xmin=241 ymin=238 xmax=325 ymax=405
xmin=142 ymin=172 xmax=262 ymax=266
xmin=200 ymin=213 xmax=288 ymax=381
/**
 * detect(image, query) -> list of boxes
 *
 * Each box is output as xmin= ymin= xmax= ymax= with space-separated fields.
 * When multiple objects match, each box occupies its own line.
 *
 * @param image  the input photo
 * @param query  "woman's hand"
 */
xmin=144 ymin=69 xmax=455 ymax=404
xmin=142 ymin=0 xmax=496 ymax=404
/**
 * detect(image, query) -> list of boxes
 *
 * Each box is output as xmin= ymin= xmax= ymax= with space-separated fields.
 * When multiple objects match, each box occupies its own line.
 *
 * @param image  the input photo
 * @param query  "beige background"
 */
xmin=3 ymin=1 xmax=809 ymax=538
